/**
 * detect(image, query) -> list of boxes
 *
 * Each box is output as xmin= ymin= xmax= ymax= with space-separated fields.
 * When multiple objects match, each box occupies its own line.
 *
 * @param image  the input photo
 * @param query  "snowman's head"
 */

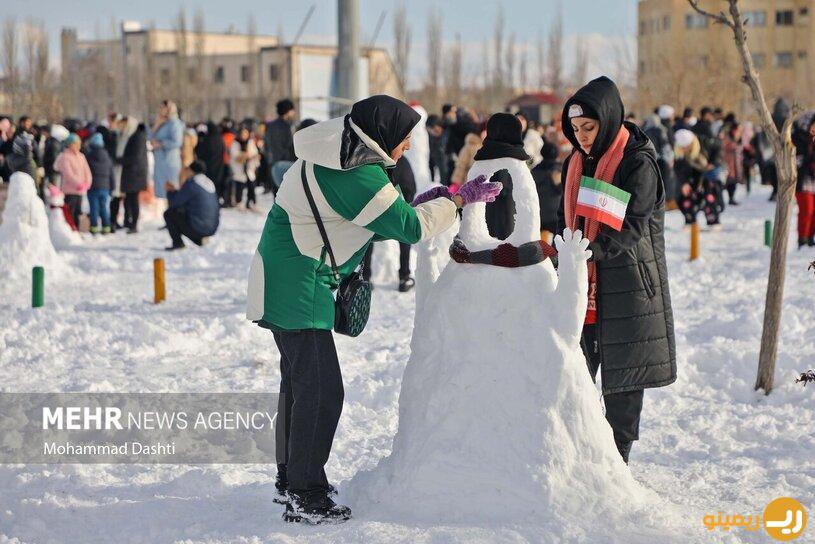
xmin=457 ymin=157 xmax=541 ymax=251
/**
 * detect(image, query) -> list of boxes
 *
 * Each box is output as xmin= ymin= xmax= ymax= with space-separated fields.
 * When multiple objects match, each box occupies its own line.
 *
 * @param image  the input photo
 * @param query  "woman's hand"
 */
xmin=457 ymin=174 xmax=503 ymax=207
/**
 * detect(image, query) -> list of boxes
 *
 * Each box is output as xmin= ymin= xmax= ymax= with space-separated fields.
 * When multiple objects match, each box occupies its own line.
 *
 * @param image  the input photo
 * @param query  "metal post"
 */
xmin=335 ymin=0 xmax=360 ymax=117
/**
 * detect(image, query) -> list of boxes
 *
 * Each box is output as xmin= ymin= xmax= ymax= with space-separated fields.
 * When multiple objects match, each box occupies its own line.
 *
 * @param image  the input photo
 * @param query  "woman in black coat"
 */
xmin=120 ymin=123 xmax=148 ymax=233
xmin=557 ymin=76 xmax=676 ymax=464
xmin=194 ymin=122 xmax=225 ymax=195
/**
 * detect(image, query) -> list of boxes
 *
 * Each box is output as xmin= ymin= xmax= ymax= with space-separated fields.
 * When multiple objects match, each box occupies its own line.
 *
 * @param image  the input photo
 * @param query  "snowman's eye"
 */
xmin=485 ymin=169 xmax=515 ymax=241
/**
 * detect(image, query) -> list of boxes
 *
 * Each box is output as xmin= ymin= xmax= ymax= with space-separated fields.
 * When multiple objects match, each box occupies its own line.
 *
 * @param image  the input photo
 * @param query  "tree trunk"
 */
xmin=756 ymin=148 xmax=797 ymax=393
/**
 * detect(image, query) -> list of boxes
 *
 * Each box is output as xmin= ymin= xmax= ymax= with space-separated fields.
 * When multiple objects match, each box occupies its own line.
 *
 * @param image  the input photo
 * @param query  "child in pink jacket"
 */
xmin=55 ymin=133 xmax=92 ymax=228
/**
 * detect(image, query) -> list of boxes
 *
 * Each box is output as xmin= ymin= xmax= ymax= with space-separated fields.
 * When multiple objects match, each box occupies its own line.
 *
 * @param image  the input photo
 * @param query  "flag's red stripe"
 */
xmin=576 ymin=204 xmax=625 ymax=231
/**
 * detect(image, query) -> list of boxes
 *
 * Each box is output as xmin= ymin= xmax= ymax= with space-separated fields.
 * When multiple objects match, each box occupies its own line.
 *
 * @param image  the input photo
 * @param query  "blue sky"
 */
xmin=3 ymin=0 xmax=638 ymax=86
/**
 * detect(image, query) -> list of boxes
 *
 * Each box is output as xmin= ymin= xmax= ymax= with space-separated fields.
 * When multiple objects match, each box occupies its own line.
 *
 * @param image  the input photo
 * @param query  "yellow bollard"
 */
xmin=690 ymin=222 xmax=700 ymax=261
xmin=154 ymin=258 xmax=166 ymax=304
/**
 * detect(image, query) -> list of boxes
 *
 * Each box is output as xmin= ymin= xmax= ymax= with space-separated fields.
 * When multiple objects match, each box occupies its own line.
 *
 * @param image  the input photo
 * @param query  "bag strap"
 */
xmin=300 ymin=161 xmax=341 ymax=281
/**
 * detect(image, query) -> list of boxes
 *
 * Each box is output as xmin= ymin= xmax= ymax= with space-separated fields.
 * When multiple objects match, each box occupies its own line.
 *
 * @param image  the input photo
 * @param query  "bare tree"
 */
xmin=536 ymin=30 xmax=546 ymax=89
xmin=493 ymin=6 xmax=505 ymax=90
xmin=444 ymin=32 xmax=463 ymax=104
xmin=173 ymin=8 xmax=189 ymax=112
xmin=425 ymin=7 xmax=442 ymax=108
xmin=548 ymin=3 xmax=564 ymax=96
xmin=572 ymin=40 xmax=589 ymax=88
xmin=506 ymin=32 xmax=517 ymax=93
xmin=393 ymin=2 xmax=411 ymax=94
xmin=2 ymin=18 xmax=19 ymax=114
xmin=519 ymin=44 xmax=529 ymax=91
xmin=193 ymin=8 xmax=208 ymax=120
xmin=688 ymin=0 xmax=800 ymax=395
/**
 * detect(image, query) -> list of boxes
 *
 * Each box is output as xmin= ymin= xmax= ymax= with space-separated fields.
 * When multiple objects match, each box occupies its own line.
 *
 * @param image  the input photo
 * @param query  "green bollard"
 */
xmin=32 ymin=266 xmax=44 ymax=308
xmin=764 ymin=220 xmax=772 ymax=248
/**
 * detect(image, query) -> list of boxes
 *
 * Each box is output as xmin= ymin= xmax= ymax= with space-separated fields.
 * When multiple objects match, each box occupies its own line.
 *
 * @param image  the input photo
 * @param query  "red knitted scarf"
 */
xmin=564 ymin=125 xmax=630 ymax=324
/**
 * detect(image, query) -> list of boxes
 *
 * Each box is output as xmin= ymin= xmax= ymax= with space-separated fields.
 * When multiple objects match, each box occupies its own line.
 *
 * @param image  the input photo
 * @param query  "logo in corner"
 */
xmin=764 ymin=497 xmax=807 ymax=541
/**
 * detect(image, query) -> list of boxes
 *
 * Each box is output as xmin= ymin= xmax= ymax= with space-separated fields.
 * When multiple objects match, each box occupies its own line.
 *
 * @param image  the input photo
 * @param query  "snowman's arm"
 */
xmin=553 ymin=229 xmax=591 ymax=341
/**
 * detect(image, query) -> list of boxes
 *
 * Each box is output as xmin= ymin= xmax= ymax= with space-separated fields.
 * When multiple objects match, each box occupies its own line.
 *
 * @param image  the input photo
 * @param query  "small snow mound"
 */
xmin=0 ymin=172 xmax=65 ymax=280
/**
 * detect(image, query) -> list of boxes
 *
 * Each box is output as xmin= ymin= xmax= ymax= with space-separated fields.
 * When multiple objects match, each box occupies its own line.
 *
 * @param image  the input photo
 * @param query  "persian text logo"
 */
xmin=702 ymin=497 xmax=807 ymax=541
xmin=764 ymin=497 xmax=806 ymax=541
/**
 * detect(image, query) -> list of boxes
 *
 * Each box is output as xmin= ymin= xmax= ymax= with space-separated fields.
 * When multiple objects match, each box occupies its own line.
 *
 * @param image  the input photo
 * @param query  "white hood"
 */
xmin=293 ymin=116 xmax=395 ymax=171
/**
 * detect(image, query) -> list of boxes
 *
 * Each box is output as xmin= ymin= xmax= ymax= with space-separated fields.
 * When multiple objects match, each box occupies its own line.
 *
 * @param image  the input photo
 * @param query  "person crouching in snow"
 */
xmin=558 ymin=76 xmax=676 ymax=464
xmin=245 ymin=94 xmax=502 ymax=524
xmin=84 ymin=133 xmax=115 ymax=234
xmin=162 ymin=160 xmax=220 ymax=250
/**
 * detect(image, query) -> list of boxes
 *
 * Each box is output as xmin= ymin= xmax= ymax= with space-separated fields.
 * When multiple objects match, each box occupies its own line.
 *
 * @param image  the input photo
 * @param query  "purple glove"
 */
xmin=457 ymin=174 xmax=503 ymax=206
xmin=411 ymin=186 xmax=451 ymax=207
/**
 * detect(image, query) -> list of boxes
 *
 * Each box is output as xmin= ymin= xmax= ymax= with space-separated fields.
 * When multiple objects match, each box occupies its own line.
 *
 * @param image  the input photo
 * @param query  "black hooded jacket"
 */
xmin=558 ymin=76 xmax=676 ymax=395
xmin=194 ymin=122 xmax=225 ymax=185
xmin=120 ymin=125 xmax=149 ymax=193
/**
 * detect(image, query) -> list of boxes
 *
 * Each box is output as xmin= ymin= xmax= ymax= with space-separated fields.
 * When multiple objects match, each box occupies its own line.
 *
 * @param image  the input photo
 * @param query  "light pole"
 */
xmin=335 ymin=0 xmax=360 ymax=116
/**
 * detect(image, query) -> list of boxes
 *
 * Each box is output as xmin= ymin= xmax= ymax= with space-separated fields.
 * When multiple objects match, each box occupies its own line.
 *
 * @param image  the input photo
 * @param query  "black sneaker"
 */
xmin=164 ymin=244 xmax=185 ymax=251
xmin=398 ymin=277 xmax=415 ymax=293
xmin=283 ymin=490 xmax=351 ymax=524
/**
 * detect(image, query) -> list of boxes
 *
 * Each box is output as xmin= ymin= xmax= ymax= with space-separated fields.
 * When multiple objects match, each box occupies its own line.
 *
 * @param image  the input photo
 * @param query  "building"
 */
xmin=505 ymin=92 xmax=562 ymax=124
xmin=637 ymin=0 xmax=815 ymax=117
xmin=60 ymin=22 xmax=402 ymax=122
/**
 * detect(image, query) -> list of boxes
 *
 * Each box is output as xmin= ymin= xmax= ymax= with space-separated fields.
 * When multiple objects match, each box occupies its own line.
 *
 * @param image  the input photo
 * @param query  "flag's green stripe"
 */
xmin=580 ymin=176 xmax=631 ymax=203
xmin=578 ymin=187 xmax=628 ymax=212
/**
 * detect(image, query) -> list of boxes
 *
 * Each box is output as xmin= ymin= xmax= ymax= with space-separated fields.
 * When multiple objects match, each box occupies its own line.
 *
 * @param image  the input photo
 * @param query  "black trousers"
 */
xmin=110 ymin=196 xmax=122 ymax=227
xmin=273 ymin=329 xmax=344 ymax=493
xmin=581 ymin=324 xmax=644 ymax=444
xmin=65 ymin=194 xmax=83 ymax=229
xmin=362 ymin=242 xmax=411 ymax=282
xmin=123 ymin=192 xmax=140 ymax=229
xmin=163 ymin=207 xmax=204 ymax=247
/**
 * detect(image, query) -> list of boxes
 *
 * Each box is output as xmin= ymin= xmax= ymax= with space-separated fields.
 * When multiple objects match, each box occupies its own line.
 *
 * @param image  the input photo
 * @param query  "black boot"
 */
xmin=398 ymin=276 xmax=415 ymax=293
xmin=274 ymin=464 xmax=336 ymax=504
xmin=799 ymin=238 xmax=809 ymax=250
xmin=273 ymin=464 xmax=289 ymax=504
xmin=614 ymin=437 xmax=633 ymax=465
xmin=283 ymin=489 xmax=351 ymax=524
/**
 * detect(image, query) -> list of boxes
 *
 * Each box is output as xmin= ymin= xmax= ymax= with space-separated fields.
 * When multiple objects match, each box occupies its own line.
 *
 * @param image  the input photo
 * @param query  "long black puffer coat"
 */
xmin=558 ymin=76 xmax=676 ymax=395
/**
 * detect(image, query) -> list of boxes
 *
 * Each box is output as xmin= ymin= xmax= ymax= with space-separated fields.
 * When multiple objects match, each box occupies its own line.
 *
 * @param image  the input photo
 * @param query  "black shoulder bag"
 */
xmin=300 ymin=161 xmax=372 ymax=337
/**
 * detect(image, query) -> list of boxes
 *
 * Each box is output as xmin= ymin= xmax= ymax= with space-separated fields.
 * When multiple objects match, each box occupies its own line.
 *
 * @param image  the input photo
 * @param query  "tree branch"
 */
xmin=687 ymin=0 xmax=735 ymax=29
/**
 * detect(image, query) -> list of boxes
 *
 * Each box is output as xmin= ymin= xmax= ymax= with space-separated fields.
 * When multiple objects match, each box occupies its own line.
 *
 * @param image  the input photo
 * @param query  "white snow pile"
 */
xmin=0 ymin=172 xmax=65 ymax=279
xmin=45 ymin=186 xmax=82 ymax=250
xmin=347 ymin=155 xmax=698 ymax=539
xmin=404 ymin=103 xmax=432 ymax=193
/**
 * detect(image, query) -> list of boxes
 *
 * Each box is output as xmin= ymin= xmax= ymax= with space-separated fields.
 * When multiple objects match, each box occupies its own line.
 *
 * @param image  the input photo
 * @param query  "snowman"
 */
xmin=348 ymin=114 xmax=646 ymax=524
xmin=0 ymin=172 xmax=64 ymax=279
xmin=403 ymin=102 xmax=432 ymax=193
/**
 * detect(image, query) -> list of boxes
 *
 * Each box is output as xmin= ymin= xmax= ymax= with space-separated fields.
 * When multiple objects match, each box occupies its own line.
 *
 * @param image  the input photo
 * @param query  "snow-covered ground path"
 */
xmin=0 ymin=186 xmax=813 ymax=543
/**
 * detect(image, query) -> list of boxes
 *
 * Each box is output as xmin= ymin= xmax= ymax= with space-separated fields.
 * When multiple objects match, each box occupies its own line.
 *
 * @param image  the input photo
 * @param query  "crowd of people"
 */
xmin=2 ymin=93 xmax=814 ymax=254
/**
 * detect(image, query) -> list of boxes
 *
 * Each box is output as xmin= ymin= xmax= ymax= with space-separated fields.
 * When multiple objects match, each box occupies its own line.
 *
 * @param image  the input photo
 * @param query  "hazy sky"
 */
xmin=3 ymin=0 xmax=638 ymax=86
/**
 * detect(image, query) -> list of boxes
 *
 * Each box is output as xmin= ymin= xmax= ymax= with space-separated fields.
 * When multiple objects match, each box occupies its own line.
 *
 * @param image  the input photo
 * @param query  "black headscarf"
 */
xmin=474 ymin=112 xmax=530 ymax=162
xmin=349 ymin=95 xmax=420 ymax=156
xmin=561 ymin=76 xmax=625 ymax=159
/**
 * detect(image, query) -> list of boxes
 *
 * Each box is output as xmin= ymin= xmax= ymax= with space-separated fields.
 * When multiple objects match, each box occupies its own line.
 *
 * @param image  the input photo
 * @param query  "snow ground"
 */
xmin=0 ymin=186 xmax=813 ymax=543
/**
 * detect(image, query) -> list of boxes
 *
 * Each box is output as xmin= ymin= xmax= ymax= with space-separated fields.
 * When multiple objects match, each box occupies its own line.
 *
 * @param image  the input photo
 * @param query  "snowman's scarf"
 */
xmin=564 ymin=125 xmax=630 ymax=325
xmin=449 ymin=237 xmax=557 ymax=267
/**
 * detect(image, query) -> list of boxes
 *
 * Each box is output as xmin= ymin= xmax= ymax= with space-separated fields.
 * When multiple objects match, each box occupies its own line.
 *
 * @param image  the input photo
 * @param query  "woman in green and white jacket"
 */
xmin=246 ymin=95 xmax=501 ymax=523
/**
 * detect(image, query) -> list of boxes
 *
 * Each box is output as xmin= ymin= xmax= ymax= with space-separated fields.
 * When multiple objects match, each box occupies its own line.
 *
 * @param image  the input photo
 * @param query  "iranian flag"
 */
xmin=576 ymin=176 xmax=631 ymax=231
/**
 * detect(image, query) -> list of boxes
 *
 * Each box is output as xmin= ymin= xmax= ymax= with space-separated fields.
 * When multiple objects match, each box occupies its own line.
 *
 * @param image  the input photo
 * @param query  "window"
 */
xmin=188 ymin=67 xmax=197 ymax=82
xmin=685 ymin=13 xmax=708 ymax=29
xmin=663 ymin=15 xmax=671 ymax=31
xmin=800 ymin=7 xmax=809 ymax=17
xmin=269 ymin=64 xmax=279 ymax=81
xmin=639 ymin=60 xmax=645 ymax=74
xmin=744 ymin=10 xmax=766 ymax=26
xmin=699 ymin=55 xmax=709 ymax=68
xmin=798 ymin=51 xmax=808 ymax=60
xmin=751 ymin=52 xmax=766 ymax=68
xmin=775 ymin=10 xmax=794 ymax=25
xmin=639 ymin=20 xmax=646 ymax=35
xmin=240 ymin=64 xmax=250 ymax=83
xmin=160 ymin=68 xmax=170 ymax=86
xmin=774 ymin=52 xmax=793 ymax=68
xmin=213 ymin=65 xmax=225 ymax=83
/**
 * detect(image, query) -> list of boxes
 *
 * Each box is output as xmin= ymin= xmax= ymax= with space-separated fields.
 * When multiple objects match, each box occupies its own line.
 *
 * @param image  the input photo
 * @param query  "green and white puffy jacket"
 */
xmin=246 ymin=116 xmax=458 ymax=331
